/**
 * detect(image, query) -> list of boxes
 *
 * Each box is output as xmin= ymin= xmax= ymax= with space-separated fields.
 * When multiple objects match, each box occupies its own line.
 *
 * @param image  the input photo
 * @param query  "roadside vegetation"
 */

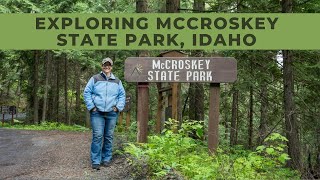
xmin=2 ymin=120 xmax=89 ymax=132
xmin=124 ymin=120 xmax=300 ymax=179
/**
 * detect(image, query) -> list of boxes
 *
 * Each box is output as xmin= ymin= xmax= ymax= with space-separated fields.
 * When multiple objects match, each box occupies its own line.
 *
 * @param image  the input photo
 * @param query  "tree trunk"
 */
xmin=283 ymin=50 xmax=302 ymax=171
xmin=56 ymin=56 xmax=60 ymax=122
xmin=193 ymin=0 xmax=205 ymax=12
xmin=282 ymin=0 xmax=302 ymax=171
xmin=15 ymin=60 xmax=22 ymax=118
xmin=248 ymin=60 xmax=253 ymax=149
xmin=16 ymin=74 xmax=22 ymax=117
xmin=187 ymin=1 xmax=205 ymax=123
xmin=75 ymin=63 xmax=81 ymax=112
xmin=156 ymin=83 xmax=162 ymax=133
xmin=33 ymin=50 xmax=40 ymax=124
xmin=166 ymin=0 xmax=181 ymax=127
xmin=41 ymin=51 xmax=51 ymax=122
xmin=258 ymin=81 xmax=268 ymax=145
xmin=166 ymin=0 xmax=180 ymax=13
xmin=223 ymin=85 xmax=229 ymax=140
xmin=230 ymin=89 xmax=238 ymax=146
xmin=64 ymin=55 xmax=70 ymax=125
xmin=158 ymin=0 xmax=166 ymax=12
xmin=6 ymin=81 xmax=11 ymax=97
xmin=194 ymin=87 xmax=204 ymax=121
xmin=316 ymin=122 xmax=320 ymax=177
xmin=136 ymin=0 xmax=148 ymax=13
xmin=48 ymin=55 xmax=56 ymax=121
xmin=189 ymin=83 xmax=196 ymax=120
xmin=248 ymin=85 xmax=253 ymax=148
xmin=230 ymin=0 xmax=240 ymax=146
xmin=190 ymin=58 xmax=204 ymax=121
xmin=74 ymin=61 xmax=81 ymax=124
xmin=136 ymin=0 xmax=149 ymax=143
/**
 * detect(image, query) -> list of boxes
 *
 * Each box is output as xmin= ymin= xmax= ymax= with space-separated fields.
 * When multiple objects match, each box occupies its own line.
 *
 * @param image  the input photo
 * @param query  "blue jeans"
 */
xmin=90 ymin=111 xmax=118 ymax=165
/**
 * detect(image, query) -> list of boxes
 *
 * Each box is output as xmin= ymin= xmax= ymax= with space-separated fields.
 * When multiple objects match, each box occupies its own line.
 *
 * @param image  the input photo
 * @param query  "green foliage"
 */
xmin=256 ymin=133 xmax=291 ymax=165
xmin=164 ymin=118 xmax=204 ymax=140
xmin=125 ymin=122 xmax=299 ymax=179
xmin=2 ymin=121 xmax=89 ymax=132
xmin=179 ymin=119 xmax=204 ymax=139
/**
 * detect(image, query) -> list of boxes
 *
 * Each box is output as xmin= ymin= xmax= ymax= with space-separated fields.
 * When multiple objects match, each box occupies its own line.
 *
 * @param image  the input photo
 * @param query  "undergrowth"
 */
xmin=1 ymin=120 xmax=89 ymax=132
xmin=125 ymin=119 xmax=300 ymax=179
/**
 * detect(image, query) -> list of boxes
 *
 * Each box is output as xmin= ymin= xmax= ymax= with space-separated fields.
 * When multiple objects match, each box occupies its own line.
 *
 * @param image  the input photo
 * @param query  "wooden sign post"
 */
xmin=1 ymin=106 xmax=6 ymax=126
xmin=208 ymin=83 xmax=220 ymax=153
xmin=157 ymin=51 xmax=188 ymax=133
xmin=119 ymin=95 xmax=131 ymax=129
xmin=137 ymin=82 xmax=149 ymax=143
xmin=124 ymin=94 xmax=132 ymax=130
xmin=125 ymin=57 xmax=237 ymax=152
xmin=1 ymin=106 xmax=9 ymax=126
xmin=118 ymin=112 xmax=123 ymax=126
xmin=9 ymin=106 xmax=14 ymax=125
xmin=1 ymin=106 xmax=15 ymax=126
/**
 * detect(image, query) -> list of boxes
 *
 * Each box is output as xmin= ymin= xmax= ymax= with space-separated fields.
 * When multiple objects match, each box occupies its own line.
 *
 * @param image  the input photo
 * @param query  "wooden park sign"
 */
xmin=125 ymin=56 xmax=237 ymax=153
xmin=1 ymin=106 xmax=16 ymax=126
xmin=125 ymin=57 xmax=237 ymax=83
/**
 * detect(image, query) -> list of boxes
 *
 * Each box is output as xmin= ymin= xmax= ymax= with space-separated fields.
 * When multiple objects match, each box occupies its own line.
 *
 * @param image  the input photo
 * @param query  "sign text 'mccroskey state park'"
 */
xmin=124 ymin=57 xmax=237 ymax=83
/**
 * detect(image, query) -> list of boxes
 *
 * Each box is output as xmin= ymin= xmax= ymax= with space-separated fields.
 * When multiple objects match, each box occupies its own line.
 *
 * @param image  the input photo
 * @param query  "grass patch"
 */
xmin=1 ymin=120 xmax=90 ymax=132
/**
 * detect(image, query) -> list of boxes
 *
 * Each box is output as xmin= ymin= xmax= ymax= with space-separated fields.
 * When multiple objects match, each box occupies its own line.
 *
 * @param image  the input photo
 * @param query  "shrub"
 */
xmin=125 ymin=121 xmax=299 ymax=179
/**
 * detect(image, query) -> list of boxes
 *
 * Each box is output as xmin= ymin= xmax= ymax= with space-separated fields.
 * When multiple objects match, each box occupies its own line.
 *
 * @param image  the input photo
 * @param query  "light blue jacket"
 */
xmin=84 ymin=72 xmax=126 ymax=112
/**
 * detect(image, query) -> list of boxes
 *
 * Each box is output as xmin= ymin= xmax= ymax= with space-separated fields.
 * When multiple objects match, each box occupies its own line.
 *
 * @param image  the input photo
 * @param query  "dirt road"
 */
xmin=0 ymin=128 xmax=133 ymax=179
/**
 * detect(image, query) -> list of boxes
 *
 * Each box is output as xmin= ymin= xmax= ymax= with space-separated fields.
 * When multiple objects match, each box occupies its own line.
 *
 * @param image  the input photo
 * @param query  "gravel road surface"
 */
xmin=0 ymin=128 xmax=134 ymax=180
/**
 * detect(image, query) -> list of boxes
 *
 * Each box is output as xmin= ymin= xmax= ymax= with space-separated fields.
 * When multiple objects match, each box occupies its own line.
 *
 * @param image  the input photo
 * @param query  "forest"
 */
xmin=0 ymin=0 xmax=319 ymax=179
